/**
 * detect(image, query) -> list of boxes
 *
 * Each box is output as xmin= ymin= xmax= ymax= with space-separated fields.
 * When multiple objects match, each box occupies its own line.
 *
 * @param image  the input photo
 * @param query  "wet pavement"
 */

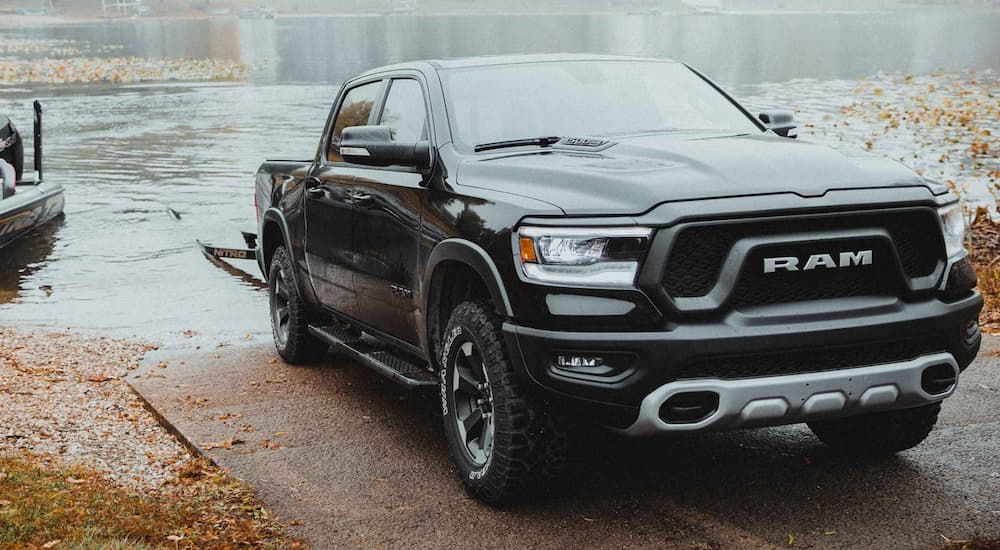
xmin=130 ymin=336 xmax=1000 ymax=549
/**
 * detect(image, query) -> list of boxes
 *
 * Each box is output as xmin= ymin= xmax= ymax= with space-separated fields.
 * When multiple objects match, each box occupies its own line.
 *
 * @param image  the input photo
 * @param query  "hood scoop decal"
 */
xmin=556 ymin=137 xmax=615 ymax=151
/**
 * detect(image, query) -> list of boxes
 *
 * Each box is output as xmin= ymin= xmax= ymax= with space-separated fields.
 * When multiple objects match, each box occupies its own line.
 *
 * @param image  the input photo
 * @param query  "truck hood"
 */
xmin=455 ymin=132 xmax=933 ymax=215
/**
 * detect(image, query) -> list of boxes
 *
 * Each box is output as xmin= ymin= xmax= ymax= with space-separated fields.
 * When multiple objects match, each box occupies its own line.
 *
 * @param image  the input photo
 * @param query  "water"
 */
xmin=1 ymin=11 xmax=997 ymax=347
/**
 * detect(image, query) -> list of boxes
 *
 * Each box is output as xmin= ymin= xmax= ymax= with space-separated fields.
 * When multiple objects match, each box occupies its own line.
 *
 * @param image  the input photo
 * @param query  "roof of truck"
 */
xmin=357 ymin=53 xmax=677 ymax=78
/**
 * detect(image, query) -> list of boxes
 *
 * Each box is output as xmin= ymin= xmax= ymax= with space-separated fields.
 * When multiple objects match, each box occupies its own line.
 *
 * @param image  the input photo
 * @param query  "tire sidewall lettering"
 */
xmin=441 ymin=322 xmax=492 ymax=482
xmin=440 ymin=326 xmax=463 ymax=417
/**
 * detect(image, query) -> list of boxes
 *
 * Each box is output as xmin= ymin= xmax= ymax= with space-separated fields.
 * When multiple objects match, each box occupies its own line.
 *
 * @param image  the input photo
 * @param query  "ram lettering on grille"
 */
xmin=763 ymin=250 xmax=872 ymax=274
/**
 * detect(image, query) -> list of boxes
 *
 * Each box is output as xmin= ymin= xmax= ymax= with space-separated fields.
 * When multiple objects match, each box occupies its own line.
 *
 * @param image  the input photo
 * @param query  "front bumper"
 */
xmin=504 ymin=291 xmax=983 ymax=430
xmin=620 ymin=352 xmax=957 ymax=436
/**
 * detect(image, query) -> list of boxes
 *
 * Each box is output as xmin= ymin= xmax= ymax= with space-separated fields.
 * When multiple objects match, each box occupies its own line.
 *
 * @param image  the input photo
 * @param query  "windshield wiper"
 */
xmin=474 ymin=136 xmax=562 ymax=153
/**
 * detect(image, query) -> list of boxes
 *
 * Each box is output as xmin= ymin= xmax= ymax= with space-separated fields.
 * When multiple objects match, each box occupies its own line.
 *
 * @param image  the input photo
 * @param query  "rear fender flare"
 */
xmin=260 ymin=208 xmax=297 ymax=285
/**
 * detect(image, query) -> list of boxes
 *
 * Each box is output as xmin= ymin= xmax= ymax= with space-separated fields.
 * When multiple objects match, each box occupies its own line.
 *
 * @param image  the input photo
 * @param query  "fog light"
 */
xmin=555 ymin=355 xmax=604 ymax=369
xmin=549 ymin=352 xmax=636 ymax=383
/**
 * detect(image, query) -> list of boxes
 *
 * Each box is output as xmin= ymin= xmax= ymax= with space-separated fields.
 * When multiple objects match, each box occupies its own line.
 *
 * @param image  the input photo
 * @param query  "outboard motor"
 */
xmin=0 ymin=159 xmax=14 ymax=199
xmin=0 ymin=115 xmax=24 ymax=183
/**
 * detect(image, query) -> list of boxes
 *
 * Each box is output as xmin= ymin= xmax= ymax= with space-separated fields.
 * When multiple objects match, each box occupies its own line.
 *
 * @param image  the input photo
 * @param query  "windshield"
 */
xmin=439 ymin=60 xmax=762 ymax=152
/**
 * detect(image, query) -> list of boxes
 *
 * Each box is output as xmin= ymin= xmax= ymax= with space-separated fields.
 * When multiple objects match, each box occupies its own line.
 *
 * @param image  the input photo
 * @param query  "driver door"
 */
xmin=304 ymin=79 xmax=384 ymax=319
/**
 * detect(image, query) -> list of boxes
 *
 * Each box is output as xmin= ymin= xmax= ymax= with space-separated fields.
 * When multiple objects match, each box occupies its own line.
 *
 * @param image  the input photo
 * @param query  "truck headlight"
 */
xmin=937 ymin=203 xmax=966 ymax=258
xmin=516 ymin=226 xmax=651 ymax=287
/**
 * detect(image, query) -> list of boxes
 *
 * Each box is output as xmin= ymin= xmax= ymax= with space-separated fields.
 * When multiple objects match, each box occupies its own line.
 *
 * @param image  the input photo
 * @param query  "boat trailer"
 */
xmin=198 ymin=230 xmax=258 ymax=261
xmin=197 ymin=231 xmax=266 ymax=287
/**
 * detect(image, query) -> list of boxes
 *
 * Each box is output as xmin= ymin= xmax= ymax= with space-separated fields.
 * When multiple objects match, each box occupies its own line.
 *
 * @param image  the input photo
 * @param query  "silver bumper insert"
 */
xmin=622 ymin=352 xmax=959 ymax=436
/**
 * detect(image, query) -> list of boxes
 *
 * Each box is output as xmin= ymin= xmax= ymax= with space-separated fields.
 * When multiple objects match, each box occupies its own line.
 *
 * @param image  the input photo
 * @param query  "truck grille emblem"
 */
xmin=763 ymin=250 xmax=872 ymax=273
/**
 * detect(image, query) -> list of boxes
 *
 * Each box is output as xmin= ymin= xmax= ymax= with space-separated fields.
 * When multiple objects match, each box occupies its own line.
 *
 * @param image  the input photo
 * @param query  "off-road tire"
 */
xmin=268 ymin=246 xmax=327 ymax=364
xmin=440 ymin=301 xmax=568 ymax=504
xmin=807 ymin=402 xmax=941 ymax=457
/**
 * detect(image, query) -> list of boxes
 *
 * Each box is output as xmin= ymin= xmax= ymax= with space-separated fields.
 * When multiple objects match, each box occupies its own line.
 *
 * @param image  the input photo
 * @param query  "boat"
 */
xmin=239 ymin=7 xmax=276 ymax=19
xmin=0 ymin=101 xmax=64 ymax=249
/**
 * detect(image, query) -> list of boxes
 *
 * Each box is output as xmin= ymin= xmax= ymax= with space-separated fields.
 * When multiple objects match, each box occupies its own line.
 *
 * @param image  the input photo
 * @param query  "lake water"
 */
xmin=1 ymin=11 xmax=997 ymax=347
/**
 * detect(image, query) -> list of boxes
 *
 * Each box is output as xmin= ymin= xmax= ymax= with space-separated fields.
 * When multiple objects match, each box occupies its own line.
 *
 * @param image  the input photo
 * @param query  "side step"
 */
xmin=308 ymin=324 xmax=437 ymax=389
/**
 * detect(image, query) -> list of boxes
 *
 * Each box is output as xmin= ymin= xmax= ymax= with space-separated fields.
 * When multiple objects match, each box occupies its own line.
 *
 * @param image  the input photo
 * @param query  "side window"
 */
xmin=378 ymin=79 xmax=428 ymax=143
xmin=327 ymin=81 xmax=381 ymax=162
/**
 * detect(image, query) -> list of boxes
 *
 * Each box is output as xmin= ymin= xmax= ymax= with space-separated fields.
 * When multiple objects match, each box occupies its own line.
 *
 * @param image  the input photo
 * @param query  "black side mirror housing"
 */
xmin=340 ymin=125 xmax=432 ymax=170
xmin=757 ymin=111 xmax=798 ymax=138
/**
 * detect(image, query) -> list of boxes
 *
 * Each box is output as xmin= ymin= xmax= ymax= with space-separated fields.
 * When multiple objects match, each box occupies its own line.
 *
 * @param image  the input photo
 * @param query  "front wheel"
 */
xmin=268 ymin=246 xmax=326 ymax=364
xmin=439 ymin=301 xmax=568 ymax=504
xmin=807 ymin=402 xmax=941 ymax=457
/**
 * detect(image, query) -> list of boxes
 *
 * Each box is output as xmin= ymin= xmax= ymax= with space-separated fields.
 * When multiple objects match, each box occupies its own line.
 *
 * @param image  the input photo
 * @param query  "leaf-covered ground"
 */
xmin=0 ymin=456 xmax=298 ymax=549
xmin=0 ymin=328 xmax=301 ymax=548
xmin=0 ymin=57 xmax=252 ymax=84
xmin=0 ymin=35 xmax=251 ymax=84
xmin=970 ymin=212 xmax=1000 ymax=332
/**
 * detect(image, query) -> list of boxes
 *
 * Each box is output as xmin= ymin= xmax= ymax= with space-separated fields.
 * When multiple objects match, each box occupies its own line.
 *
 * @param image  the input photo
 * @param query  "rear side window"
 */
xmin=378 ymin=79 xmax=428 ymax=142
xmin=327 ymin=81 xmax=381 ymax=162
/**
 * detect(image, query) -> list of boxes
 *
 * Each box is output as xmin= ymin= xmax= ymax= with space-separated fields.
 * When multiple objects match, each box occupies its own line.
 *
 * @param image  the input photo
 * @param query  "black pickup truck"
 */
xmin=254 ymin=54 xmax=982 ymax=503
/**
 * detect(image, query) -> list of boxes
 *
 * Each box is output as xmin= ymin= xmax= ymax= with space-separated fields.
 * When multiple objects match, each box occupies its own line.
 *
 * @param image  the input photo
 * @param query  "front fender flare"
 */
xmin=423 ymin=238 xmax=514 ymax=319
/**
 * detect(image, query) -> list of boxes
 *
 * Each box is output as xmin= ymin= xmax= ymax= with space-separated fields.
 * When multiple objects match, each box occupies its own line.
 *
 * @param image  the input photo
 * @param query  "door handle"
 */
xmin=349 ymin=192 xmax=374 ymax=207
xmin=306 ymin=187 xmax=325 ymax=199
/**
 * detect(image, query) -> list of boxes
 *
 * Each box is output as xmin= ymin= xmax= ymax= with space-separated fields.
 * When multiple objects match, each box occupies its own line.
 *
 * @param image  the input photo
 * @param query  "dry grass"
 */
xmin=941 ymin=538 xmax=1000 ymax=550
xmin=0 ymin=455 xmax=301 ymax=549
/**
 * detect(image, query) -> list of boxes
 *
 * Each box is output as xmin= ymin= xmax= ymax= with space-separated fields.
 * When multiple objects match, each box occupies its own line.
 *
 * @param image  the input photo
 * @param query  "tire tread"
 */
xmin=442 ymin=301 xmax=568 ymax=504
xmin=808 ymin=402 xmax=941 ymax=457
xmin=269 ymin=246 xmax=327 ymax=364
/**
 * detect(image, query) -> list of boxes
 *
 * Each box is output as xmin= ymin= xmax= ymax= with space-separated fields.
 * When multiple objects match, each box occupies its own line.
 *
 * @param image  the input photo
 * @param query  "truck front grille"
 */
xmin=676 ymin=336 xmax=948 ymax=380
xmin=728 ymin=239 xmax=896 ymax=308
xmin=661 ymin=210 xmax=943 ymax=300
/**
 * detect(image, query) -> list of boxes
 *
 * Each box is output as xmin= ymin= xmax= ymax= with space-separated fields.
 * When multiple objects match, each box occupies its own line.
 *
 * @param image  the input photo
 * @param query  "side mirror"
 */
xmin=340 ymin=125 xmax=431 ymax=170
xmin=757 ymin=111 xmax=798 ymax=138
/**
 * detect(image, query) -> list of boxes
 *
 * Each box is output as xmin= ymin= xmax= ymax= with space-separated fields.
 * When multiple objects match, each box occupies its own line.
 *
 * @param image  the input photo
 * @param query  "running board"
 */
xmin=308 ymin=324 xmax=437 ymax=389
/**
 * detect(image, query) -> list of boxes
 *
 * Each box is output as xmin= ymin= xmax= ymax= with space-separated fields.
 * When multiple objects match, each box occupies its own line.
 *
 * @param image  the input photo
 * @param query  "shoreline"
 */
xmin=3 ymin=6 xmax=1000 ymax=28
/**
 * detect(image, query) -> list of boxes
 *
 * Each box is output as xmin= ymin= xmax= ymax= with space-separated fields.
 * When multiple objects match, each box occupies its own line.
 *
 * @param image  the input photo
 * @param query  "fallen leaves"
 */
xmin=201 ymin=438 xmax=245 ymax=451
xmin=1 ymin=328 xmax=191 ymax=489
xmin=0 ymin=56 xmax=253 ymax=85
xmin=0 ymin=455 xmax=299 ymax=548
xmin=260 ymin=439 xmax=284 ymax=450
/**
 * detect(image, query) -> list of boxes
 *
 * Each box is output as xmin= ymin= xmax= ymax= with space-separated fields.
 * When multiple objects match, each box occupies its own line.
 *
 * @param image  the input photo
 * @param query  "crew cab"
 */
xmin=254 ymin=54 xmax=983 ymax=503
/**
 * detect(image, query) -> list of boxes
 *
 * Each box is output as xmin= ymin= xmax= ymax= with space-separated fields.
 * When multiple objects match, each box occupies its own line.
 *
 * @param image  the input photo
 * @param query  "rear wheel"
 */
xmin=440 ymin=301 xmax=568 ymax=504
xmin=807 ymin=402 xmax=941 ymax=457
xmin=268 ymin=246 xmax=326 ymax=363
